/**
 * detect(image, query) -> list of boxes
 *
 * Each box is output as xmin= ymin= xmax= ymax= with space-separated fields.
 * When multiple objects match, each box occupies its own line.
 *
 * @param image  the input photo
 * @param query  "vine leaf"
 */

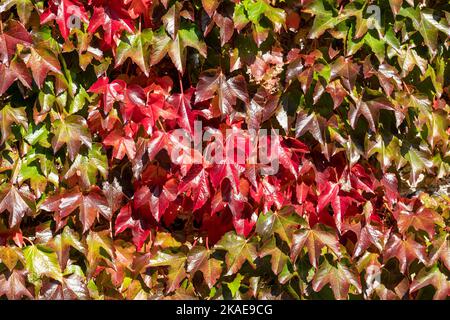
xmin=87 ymin=2 xmax=135 ymax=47
xmin=428 ymin=234 xmax=450 ymax=270
xmin=103 ymin=129 xmax=136 ymax=160
xmin=195 ymin=68 xmax=249 ymax=115
xmin=40 ymin=274 xmax=89 ymax=300
xmin=51 ymin=115 xmax=92 ymax=161
xmin=259 ymin=237 xmax=288 ymax=275
xmin=0 ymin=246 xmax=22 ymax=271
xmin=0 ymin=184 xmax=34 ymax=228
xmin=256 ymin=208 xmax=304 ymax=248
xmin=41 ymin=188 xmax=112 ymax=233
xmin=187 ymin=246 xmax=222 ymax=288
xmin=202 ymin=0 xmax=220 ymax=17
xmin=0 ymin=270 xmax=33 ymax=299
xmin=40 ymin=0 xmax=89 ymax=40
xmin=115 ymin=29 xmax=152 ymax=76
xmin=312 ymin=259 xmax=362 ymax=300
xmin=23 ymin=244 xmax=63 ymax=283
xmin=178 ymin=164 xmax=210 ymax=211
xmin=150 ymin=24 xmax=207 ymax=74
xmin=0 ymin=103 xmax=28 ymax=144
xmin=395 ymin=205 xmax=443 ymax=239
xmin=0 ymin=0 xmax=34 ymax=24
xmin=383 ymin=234 xmax=427 ymax=274
xmin=24 ymin=45 xmax=62 ymax=89
xmin=215 ymin=232 xmax=257 ymax=276
xmin=133 ymin=179 xmax=178 ymax=222
xmin=0 ymin=19 xmax=32 ymax=64
xmin=148 ymin=251 xmax=187 ymax=293
xmin=290 ymin=224 xmax=341 ymax=268
xmin=88 ymin=76 xmax=126 ymax=113
xmin=410 ymin=266 xmax=450 ymax=300
xmin=0 ymin=58 xmax=32 ymax=95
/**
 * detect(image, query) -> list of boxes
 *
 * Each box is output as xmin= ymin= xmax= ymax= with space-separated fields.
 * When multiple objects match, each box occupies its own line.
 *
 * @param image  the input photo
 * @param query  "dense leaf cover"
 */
xmin=0 ymin=0 xmax=449 ymax=300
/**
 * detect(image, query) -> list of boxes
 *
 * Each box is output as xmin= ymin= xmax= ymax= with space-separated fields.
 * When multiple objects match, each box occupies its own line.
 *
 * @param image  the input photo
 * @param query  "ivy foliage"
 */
xmin=0 ymin=0 xmax=449 ymax=300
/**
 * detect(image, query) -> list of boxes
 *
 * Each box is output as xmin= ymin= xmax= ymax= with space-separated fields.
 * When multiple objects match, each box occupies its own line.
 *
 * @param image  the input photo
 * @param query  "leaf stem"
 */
xmin=22 ymin=236 xmax=34 ymax=246
xmin=157 ymin=118 xmax=166 ymax=132
xmin=179 ymin=72 xmax=184 ymax=93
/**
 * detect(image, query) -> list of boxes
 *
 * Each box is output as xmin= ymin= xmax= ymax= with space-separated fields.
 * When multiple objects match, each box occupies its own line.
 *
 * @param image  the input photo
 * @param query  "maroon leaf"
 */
xmin=195 ymin=69 xmax=249 ymax=115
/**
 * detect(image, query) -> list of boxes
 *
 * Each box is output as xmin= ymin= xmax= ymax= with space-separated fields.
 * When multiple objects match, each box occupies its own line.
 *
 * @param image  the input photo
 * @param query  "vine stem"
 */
xmin=22 ymin=236 xmax=34 ymax=246
xmin=157 ymin=118 xmax=166 ymax=132
xmin=179 ymin=72 xmax=184 ymax=94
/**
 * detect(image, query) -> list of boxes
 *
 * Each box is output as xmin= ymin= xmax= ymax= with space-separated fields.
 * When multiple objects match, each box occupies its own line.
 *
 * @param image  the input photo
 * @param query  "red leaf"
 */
xmin=195 ymin=69 xmax=249 ymax=116
xmin=103 ymin=130 xmax=136 ymax=160
xmin=0 ymin=20 xmax=32 ymax=64
xmin=0 ymin=270 xmax=33 ymax=300
xmin=353 ymin=223 xmax=391 ymax=258
xmin=167 ymin=88 xmax=195 ymax=134
xmin=384 ymin=234 xmax=427 ymax=274
xmin=115 ymin=203 xmax=150 ymax=250
xmin=88 ymin=77 xmax=126 ymax=113
xmin=40 ymin=0 xmax=89 ymax=40
xmin=134 ymin=179 xmax=178 ymax=222
xmin=87 ymin=1 xmax=135 ymax=47
xmin=233 ymin=212 xmax=258 ymax=238
xmin=41 ymin=188 xmax=111 ymax=233
xmin=0 ymin=184 xmax=34 ymax=228
xmin=0 ymin=59 xmax=32 ymax=96
xmin=178 ymin=164 xmax=210 ymax=211
xmin=124 ymin=0 xmax=153 ymax=20
xmin=290 ymin=225 xmax=341 ymax=268
xmin=214 ymin=14 xmax=234 ymax=46
xmin=394 ymin=201 xmax=443 ymax=239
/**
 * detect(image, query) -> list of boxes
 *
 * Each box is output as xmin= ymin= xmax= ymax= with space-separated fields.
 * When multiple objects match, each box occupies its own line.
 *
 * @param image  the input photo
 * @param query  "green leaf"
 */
xmin=115 ymin=29 xmax=153 ymax=76
xmin=233 ymin=3 xmax=250 ymax=31
xmin=23 ymin=245 xmax=63 ymax=283
xmin=226 ymin=273 xmax=243 ymax=297
xmin=64 ymin=143 xmax=108 ymax=189
xmin=0 ymin=0 xmax=34 ymax=24
xmin=259 ymin=237 xmax=288 ymax=275
xmin=215 ymin=232 xmax=257 ymax=275
xmin=0 ymin=103 xmax=28 ymax=145
xmin=398 ymin=7 xmax=450 ymax=55
xmin=86 ymin=231 xmax=114 ymax=271
xmin=305 ymin=1 xmax=344 ymax=39
xmin=364 ymin=32 xmax=385 ymax=63
xmin=148 ymin=251 xmax=187 ymax=293
xmin=312 ymin=259 xmax=362 ymax=300
xmin=256 ymin=208 xmax=305 ymax=247
xmin=405 ymin=148 xmax=433 ymax=187
xmin=69 ymin=87 xmax=90 ymax=114
xmin=187 ymin=246 xmax=222 ymax=288
xmin=18 ymin=161 xmax=48 ymax=197
xmin=51 ymin=115 xmax=92 ymax=161
xmin=24 ymin=124 xmax=51 ymax=148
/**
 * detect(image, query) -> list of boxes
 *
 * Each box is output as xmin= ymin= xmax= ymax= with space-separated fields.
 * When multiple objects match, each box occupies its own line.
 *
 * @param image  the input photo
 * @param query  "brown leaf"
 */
xmin=0 ymin=270 xmax=33 ymax=300
xmin=384 ymin=234 xmax=427 ymax=274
